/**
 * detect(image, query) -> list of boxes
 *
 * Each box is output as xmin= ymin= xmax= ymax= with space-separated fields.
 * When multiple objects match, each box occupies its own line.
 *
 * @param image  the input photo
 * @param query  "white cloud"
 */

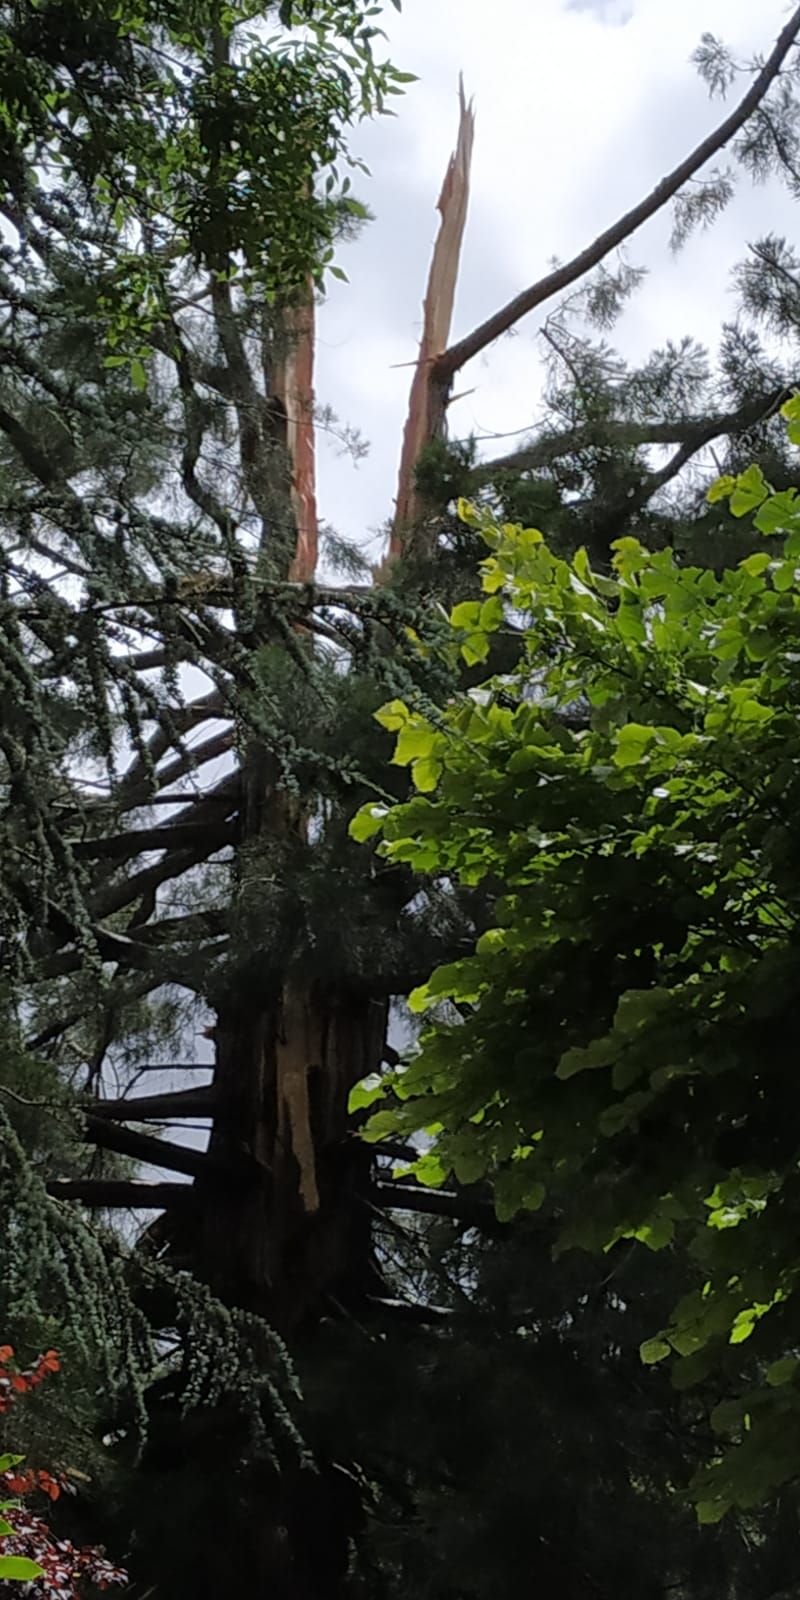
xmin=315 ymin=0 xmax=795 ymax=553
xmin=566 ymin=0 xmax=633 ymax=22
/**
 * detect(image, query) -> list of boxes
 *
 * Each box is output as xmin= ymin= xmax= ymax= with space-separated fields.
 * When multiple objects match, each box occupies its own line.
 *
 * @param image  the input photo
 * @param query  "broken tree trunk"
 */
xmin=273 ymin=290 xmax=319 ymax=583
xmin=198 ymin=981 xmax=386 ymax=1331
xmin=181 ymin=291 xmax=385 ymax=1334
xmin=386 ymin=76 xmax=475 ymax=563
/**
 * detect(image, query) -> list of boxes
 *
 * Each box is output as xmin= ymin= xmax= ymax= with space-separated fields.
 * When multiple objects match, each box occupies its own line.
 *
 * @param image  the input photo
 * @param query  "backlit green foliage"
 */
xmin=352 ymin=403 xmax=800 ymax=1523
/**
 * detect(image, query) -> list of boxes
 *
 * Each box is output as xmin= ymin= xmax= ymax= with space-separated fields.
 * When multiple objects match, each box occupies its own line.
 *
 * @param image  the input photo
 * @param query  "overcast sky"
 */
xmin=314 ymin=0 xmax=796 ymax=562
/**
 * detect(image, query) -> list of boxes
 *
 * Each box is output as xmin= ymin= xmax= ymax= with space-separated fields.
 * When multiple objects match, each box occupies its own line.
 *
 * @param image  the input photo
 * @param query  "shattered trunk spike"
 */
xmin=387 ymin=76 xmax=475 ymax=565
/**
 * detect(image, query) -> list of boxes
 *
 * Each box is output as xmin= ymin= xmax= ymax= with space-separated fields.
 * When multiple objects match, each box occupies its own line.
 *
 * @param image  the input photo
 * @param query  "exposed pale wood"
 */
xmin=386 ymin=76 xmax=475 ymax=560
xmin=276 ymin=979 xmax=321 ymax=1213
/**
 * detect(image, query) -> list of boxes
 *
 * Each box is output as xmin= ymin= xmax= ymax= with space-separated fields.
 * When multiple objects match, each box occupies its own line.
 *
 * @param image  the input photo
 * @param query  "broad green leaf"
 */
xmin=393 ymin=722 xmax=436 ymax=766
xmin=729 ymin=464 xmax=769 ymax=518
xmin=613 ymin=724 xmax=655 ymax=768
xmin=450 ymin=601 xmax=481 ymax=630
xmin=348 ymin=804 xmax=388 ymax=842
xmin=374 ymin=699 xmax=410 ymax=732
xmin=452 ymin=1150 xmax=487 ymax=1185
xmin=461 ymin=632 xmax=490 ymax=666
xmin=754 ymin=489 xmax=799 ymax=534
xmin=707 ymin=475 xmax=736 ymax=504
xmin=362 ymin=1110 xmax=402 ymax=1143
xmin=766 ymin=1358 xmax=799 ymax=1387
xmin=696 ymin=1501 xmax=728 ymax=1526
xmin=614 ymin=988 xmax=671 ymax=1035
xmin=348 ymin=1074 xmax=385 ymax=1113
xmin=411 ymin=756 xmax=442 ymax=792
xmin=0 ymin=1458 xmax=23 ymax=1475
xmin=0 ymin=1557 xmax=45 ymax=1579
xmin=640 ymin=1337 xmax=671 ymax=1365
xmin=413 ymin=1152 xmax=448 ymax=1188
xmin=556 ymin=1035 xmax=615 ymax=1080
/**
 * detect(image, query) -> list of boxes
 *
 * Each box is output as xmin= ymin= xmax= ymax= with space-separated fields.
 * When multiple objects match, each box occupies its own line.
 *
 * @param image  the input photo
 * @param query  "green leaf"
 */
xmin=413 ymin=1152 xmax=448 ymax=1187
xmin=362 ymin=1110 xmax=402 ymax=1143
xmin=374 ymin=699 xmax=410 ymax=732
xmin=556 ymin=1035 xmax=615 ymax=1080
xmin=739 ymin=552 xmax=771 ymax=577
xmin=729 ymin=464 xmax=769 ymax=518
xmin=393 ymin=722 xmax=436 ymax=766
xmin=0 ymin=1458 xmax=24 ymax=1475
xmin=460 ymin=633 xmax=490 ymax=666
xmin=613 ymin=724 xmax=655 ymax=768
xmin=640 ymin=1337 xmax=671 ymax=1365
xmin=348 ymin=1074 xmax=385 ymax=1112
xmin=614 ymin=988 xmax=671 ymax=1035
xmin=0 ymin=1518 xmax=15 ymax=1536
xmin=707 ymin=474 xmax=736 ymax=504
xmin=348 ymin=804 xmax=388 ymax=842
xmin=411 ymin=756 xmax=442 ymax=793
xmin=130 ymin=356 xmax=147 ymax=391
xmin=754 ymin=489 xmax=799 ymax=534
xmin=696 ymin=1500 xmax=728 ymax=1526
xmin=452 ymin=1149 xmax=486 ymax=1185
xmin=766 ymin=1358 xmax=799 ymax=1387
xmin=0 ymin=1557 xmax=45 ymax=1580
xmin=450 ymin=601 xmax=481 ymax=630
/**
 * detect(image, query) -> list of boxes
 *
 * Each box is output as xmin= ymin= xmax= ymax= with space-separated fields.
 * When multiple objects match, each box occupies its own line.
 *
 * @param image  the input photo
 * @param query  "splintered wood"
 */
xmin=389 ymin=76 xmax=475 ymax=557
xmin=276 ymin=978 xmax=321 ymax=1213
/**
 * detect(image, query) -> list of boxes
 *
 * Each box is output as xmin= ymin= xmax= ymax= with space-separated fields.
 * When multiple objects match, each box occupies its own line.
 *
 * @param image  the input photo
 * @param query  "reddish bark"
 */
xmin=273 ymin=293 xmax=319 ymax=582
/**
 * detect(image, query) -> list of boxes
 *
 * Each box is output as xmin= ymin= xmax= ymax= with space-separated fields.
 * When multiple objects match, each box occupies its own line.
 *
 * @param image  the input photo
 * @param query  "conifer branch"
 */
xmin=476 ymin=389 xmax=789 ymax=480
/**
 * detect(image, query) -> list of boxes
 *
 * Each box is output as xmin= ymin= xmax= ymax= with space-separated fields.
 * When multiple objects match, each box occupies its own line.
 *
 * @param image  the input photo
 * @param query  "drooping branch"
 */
xmin=433 ymin=7 xmax=800 ymax=388
xmin=36 ymin=925 xmax=214 ymax=982
xmin=26 ymin=977 xmax=159 ymax=1053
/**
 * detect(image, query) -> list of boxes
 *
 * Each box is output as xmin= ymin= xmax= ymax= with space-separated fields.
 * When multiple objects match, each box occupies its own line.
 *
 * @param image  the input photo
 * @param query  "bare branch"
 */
xmin=46 ymin=1178 xmax=195 ymax=1208
xmin=435 ymin=8 xmax=800 ymax=383
xmin=113 ymin=729 xmax=236 ymax=813
xmin=90 ymin=1086 xmax=217 ymax=1120
xmin=83 ymin=1115 xmax=229 ymax=1180
xmin=372 ymin=1180 xmax=498 ymax=1228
